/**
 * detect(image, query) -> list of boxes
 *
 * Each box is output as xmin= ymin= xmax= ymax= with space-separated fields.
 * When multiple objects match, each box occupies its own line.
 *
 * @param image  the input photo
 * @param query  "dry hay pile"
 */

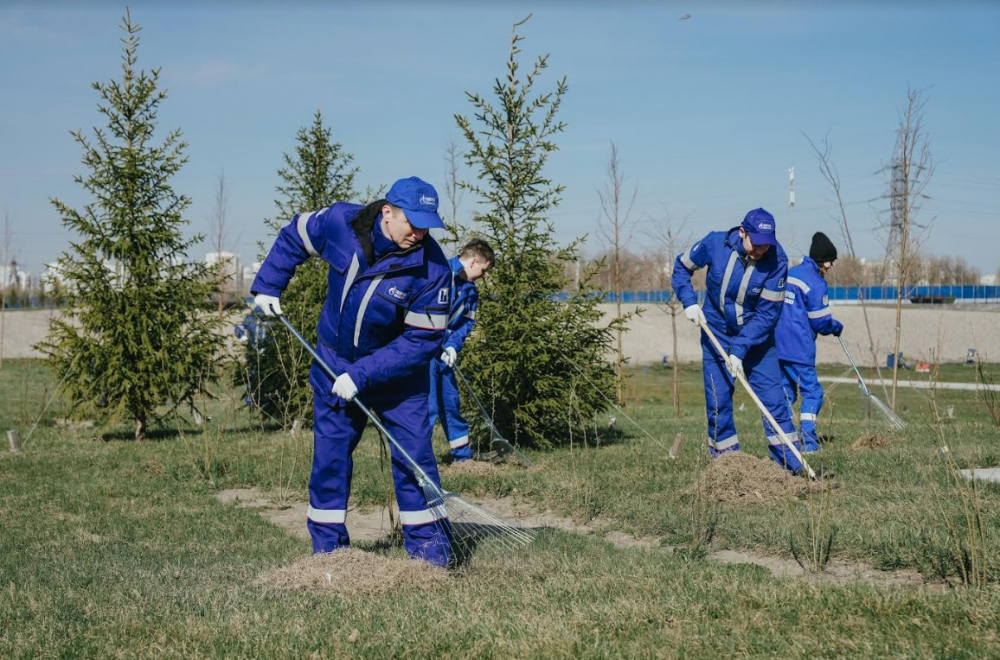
xmin=256 ymin=548 xmax=448 ymax=594
xmin=692 ymin=452 xmax=806 ymax=506
xmin=851 ymin=432 xmax=891 ymax=451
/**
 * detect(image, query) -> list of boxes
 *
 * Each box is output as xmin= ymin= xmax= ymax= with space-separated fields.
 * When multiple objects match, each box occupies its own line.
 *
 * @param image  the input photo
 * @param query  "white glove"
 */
xmin=727 ymin=354 xmax=745 ymax=379
xmin=440 ymin=346 xmax=457 ymax=368
xmin=254 ymin=294 xmax=283 ymax=317
xmin=683 ymin=304 xmax=706 ymax=326
xmin=332 ymin=373 xmax=358 ymax=401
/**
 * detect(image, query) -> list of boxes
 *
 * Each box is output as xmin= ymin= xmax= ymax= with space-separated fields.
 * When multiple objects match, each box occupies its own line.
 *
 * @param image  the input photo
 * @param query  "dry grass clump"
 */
xmin=851 ymin=432 xmax=891 ymax=451
xmin=256 ymin=548 xmax=449 ymax=595
xmin=692 ymin=451 xmax=805 ymax=506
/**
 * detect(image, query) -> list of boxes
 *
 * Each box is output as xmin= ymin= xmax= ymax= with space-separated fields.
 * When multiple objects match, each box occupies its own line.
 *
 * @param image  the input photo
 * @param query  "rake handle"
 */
xmin=275 ymin=314 xmax=446 ymax=499
xmin=838 ymin=335 xmax=873 ymax=398
xmin=699 ymin=320 xmax=816 ymax=480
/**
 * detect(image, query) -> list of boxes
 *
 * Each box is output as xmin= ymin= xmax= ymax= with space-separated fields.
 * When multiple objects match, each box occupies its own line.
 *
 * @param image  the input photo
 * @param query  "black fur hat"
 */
xmin=809 ymin=232 xmax=838 ymax=263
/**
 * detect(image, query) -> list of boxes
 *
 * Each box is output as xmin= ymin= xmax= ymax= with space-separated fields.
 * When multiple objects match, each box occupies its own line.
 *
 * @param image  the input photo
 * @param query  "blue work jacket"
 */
xmin=672 ymin=228 xmax=788 ymax=360
xmin=442 ymin=256 xmax=479 ymax=353
xmin=775 ymin=257 xmax=838 ymax=365
xmin=251 ymin=202 xmax=451 ymax=395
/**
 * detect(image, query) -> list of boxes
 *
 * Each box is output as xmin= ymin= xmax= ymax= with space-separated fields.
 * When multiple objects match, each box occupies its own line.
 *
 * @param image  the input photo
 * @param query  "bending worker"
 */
xmin=251 ymin=176 xmax=454 ymax=566
xmin=429 ymin=238 xmax=494 ymax=462
xmin=775 ymin=232 xmax=843 ymax=452
xmin=671 ymin=208 xmax=804 ymax=474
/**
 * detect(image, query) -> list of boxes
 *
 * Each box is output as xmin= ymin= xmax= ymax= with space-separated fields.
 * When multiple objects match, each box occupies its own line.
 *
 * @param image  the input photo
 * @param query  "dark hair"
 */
xmin=350 ymin=198 xmax=388 ymax=266
xmin=460 ymin=238 xmax=495 ymax=264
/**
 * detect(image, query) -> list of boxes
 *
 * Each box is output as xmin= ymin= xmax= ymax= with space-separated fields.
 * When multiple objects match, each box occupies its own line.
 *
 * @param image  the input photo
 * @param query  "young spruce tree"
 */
xmin=243 ymin=111 xmax=358 ymax=428
xmin=39 ymin=11 xmax=225 ymax=441
xmin=455 ymin=17 xmax=620 ymax=448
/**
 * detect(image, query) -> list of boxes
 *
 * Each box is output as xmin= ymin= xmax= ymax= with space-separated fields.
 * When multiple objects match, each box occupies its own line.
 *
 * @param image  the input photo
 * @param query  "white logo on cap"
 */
xmin=419 ymin=195 xmax=436 ymax=206
xmin=759 ymin=223 xmax=773 ymax=230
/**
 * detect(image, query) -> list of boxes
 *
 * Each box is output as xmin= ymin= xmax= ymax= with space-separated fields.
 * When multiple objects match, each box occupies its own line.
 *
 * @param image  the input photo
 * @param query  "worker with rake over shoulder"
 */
xmin=775 ymin=232 xmax=844 ymax=453
xmin=672 ymin=209 xmax=805 ymax=475
xmin=251 ymin=176 xmax=455 ymax=566
xmin=429 ymin=238 xmax=494 ymax=462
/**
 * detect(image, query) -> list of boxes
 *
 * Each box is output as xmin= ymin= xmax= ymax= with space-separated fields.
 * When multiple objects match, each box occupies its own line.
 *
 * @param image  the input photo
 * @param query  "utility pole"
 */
xmin=788 ymin=166 xmax=797 ymax=259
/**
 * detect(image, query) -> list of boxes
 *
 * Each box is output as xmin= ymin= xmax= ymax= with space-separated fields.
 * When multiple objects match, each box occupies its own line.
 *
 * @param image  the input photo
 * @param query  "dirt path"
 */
xmin=215 ymin=487 xmax=938 ymax=589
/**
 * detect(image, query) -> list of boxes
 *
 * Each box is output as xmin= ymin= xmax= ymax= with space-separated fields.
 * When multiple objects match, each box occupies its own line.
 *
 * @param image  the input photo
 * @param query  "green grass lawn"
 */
xmin=3 ymin=358 xmax=1000 ymax=658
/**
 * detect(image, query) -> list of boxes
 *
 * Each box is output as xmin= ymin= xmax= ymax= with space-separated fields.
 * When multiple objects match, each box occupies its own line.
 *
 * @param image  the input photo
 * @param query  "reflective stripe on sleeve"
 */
xmin=464 ymin=309 xmax=476 ymax=321
xmin=760 ymin=288 xmax=785 ymax=302
xmin=404 ymin=310 xmax=448 ymax=330
xmin=680 ymin=248 xmax=697 ymax=270
xmin=398 ymin=506 xmax=449 ymax=526
xmin=807 ymin=307 xmax=832 ymax=319
xmin=296 ymin=212 xmax=319 ymax=257
xmin=353 ymin=276 xmax=385 ymax=347
xmin=307 ymin=505 xmax=346 ymax=524
xmin=448 ymin=303 xmax=466 ymax=327
xmin=787 ymin=276 xmax=810 ymax=294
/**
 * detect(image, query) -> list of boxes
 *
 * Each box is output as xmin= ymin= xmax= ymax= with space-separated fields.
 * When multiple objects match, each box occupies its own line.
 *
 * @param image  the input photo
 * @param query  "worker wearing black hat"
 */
xmin=774 ymin=232 xmax=844 ymax=452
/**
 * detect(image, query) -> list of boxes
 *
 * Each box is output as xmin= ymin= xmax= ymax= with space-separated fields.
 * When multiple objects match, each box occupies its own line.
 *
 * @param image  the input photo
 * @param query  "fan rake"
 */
xmin=276 ymin=315 xmax=536 ymax=559
xmin=838 ymin=336 xmax=906 ymax=431
xmin=453 ymin=365 xmax=534 ymax=467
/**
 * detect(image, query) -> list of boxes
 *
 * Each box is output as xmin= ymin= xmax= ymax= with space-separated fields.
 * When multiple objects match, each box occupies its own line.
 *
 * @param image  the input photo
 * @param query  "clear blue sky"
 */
xmin=1 ymin=1 xmax=998 ymax=277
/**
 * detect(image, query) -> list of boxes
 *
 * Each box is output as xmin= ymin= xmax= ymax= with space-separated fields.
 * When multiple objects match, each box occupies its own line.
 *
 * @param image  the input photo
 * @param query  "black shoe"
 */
xmin=472 ymin=450 xmax=502 ymax=463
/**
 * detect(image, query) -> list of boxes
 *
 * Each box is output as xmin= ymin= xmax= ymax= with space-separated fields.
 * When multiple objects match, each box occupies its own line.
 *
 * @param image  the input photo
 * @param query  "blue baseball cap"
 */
xmin=741 ymin=208 xmax=777 ymax=246
xmin=386 ymin=176 xmax=445 ymax=230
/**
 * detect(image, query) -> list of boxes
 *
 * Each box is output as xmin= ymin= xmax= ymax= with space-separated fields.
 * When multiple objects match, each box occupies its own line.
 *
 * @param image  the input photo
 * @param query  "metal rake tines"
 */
xmin=869 ymin=394 xmax=906 ymax=430
xmin=422 ymin=486 xmax=536 ymax=554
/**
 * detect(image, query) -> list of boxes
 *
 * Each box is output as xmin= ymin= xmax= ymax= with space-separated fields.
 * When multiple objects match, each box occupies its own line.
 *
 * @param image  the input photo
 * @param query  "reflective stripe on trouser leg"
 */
xmin=745 ymin=340 xmax=802 ymax=473
xmin=374 ymin=393 xmax=452 ymax=567
xmin=308 ymin=393 xmax=368 ymax=553
xmin=438 ymin=361 xmax=471 ymax=458
xmin=701 ymin=335 xmax=739 ymax=458
xmin=796 ymin=363 xmax=825 ymax=452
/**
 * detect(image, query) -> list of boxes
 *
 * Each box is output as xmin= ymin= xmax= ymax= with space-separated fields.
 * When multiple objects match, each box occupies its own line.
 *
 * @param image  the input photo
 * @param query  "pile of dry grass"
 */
xmin=851 ymin=432 xmax=891 ymax=451
xmin=692 ymin=452 xmax=806 ymax=507
xmin=256 ymin=548 xmax=449 ymax=594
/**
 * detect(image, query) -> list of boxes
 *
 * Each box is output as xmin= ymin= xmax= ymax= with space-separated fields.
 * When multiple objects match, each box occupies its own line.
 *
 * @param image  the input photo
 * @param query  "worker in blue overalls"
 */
xmin=672 ymin=208 xmax=804 ymax=474
xmin=775 ymin=232 xmax=843 ymax=452
xmin=251 ymin=176 xmax=455 ymax=566
xmin=429 ymin=239 xmax=494 ymax=461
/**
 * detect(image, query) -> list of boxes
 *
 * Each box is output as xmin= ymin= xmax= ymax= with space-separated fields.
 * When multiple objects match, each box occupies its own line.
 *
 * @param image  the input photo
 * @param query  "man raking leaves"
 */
xmin=672 ymin=208 xmax=817 ymax=479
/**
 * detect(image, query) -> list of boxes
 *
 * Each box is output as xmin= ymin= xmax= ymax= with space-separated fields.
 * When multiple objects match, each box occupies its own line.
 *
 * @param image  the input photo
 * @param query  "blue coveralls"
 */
xmin=775 ymin=256 xmax=842 ymax=452
xmin=672 ymin=228 xmax=803 ymax=473
xmin=251 ymin=202 xmax=454 ymax=566
xmin=428 ymin=255 xmax=479 ymax=460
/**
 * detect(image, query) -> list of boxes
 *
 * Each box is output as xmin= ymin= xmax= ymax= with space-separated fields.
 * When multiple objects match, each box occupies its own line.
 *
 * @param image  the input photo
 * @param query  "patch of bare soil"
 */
xmin=708 ymin=549 xmax=940 ymax=589
xmin=852 ymin=432 xmax=891 ymax=450
xmin=440 ymin=460 xmax=506 ymax=477
xmin=256 ymin=548 xmax=449 ymax=594
xmin=691 ymin=452 xmax=807 ymax=507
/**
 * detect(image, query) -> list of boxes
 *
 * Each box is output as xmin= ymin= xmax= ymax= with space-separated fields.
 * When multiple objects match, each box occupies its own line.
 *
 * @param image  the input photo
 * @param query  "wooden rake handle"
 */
xmin=699 ymin=320 xmax=816 ymax=480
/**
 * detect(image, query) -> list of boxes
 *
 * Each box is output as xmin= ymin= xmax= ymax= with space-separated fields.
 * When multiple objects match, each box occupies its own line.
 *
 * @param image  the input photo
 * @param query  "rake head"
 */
xmin=421 ymin=483 xmax=537 ymax=560
xmin=868 ymin=393 xmax=906 ymax=431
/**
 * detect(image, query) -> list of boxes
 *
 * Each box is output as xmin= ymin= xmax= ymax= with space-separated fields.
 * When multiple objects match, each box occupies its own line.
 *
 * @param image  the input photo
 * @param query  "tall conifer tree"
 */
xmin=455 ymin=17 xmax=620 ymax=447
xmin=40 ymin=11 xmax=225 ymax=440
xmin=243 ymin=111 xmax=358 ymax=427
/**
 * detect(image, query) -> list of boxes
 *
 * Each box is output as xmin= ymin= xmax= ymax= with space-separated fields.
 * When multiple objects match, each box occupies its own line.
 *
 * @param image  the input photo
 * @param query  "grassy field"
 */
xmin=3 ymin=358 xmax=1000 ymax=658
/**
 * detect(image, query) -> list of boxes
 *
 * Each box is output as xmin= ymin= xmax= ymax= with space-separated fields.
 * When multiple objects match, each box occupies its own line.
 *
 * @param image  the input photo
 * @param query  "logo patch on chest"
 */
xmin=437 ymin=287 xmax=450 ymax=305
xmin=387 ymin=286 xmax=410 ymax=302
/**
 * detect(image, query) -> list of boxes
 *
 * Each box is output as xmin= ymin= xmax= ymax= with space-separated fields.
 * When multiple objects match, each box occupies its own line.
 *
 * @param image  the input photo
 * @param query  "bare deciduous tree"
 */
xmin=880 ymin=88 xmax=934 ymax=410
xmin=0 ymin=210 xmax=12 ymax=368
xmin=596 ymin=141 xmax=640 ymax=402
xmin=440 ymin=138 xmax=466 ymax=253
xmin=209 ymin=172 xmax=233 ymax=316
xmin=647 ymin=211 xmax=690 ymax=417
